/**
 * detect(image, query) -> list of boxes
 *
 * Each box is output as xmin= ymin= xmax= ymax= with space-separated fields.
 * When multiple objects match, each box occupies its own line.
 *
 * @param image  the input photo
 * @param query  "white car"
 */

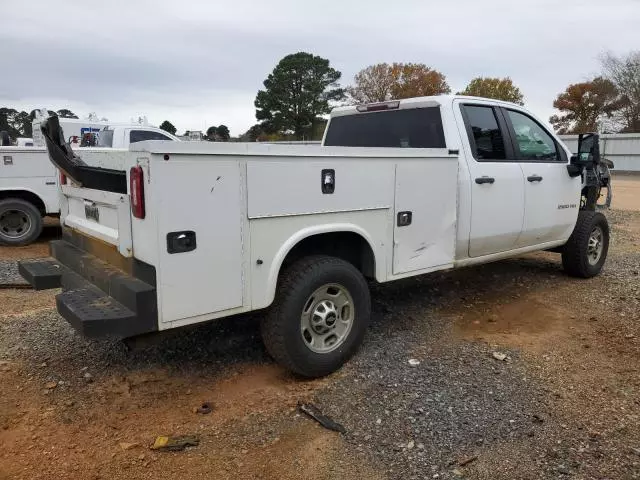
xmin=20 ymin=96 xmax=609 ymax=378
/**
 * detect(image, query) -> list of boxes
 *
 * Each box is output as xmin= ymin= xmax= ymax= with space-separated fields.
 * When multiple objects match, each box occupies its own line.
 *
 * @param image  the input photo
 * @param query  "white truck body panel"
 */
xmin=247 ymin=159 xmax=395 ymax=218
xmin=249 ymin=209 xmax=389 ymax=311
xmin=153 ymin=157 xmax=245 ymax=323
xmin=0 ymin=147 xmax=58 ymax=213
xmin=517 ymin=161 xmax=580 ymax=246
xmin=392 ymin=158 xmax=457 ymax=274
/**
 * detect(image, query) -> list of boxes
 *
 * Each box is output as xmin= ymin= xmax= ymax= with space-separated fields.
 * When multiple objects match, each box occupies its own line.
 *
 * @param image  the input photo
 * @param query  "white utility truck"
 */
xmin=0 ymin=122 xmax=178 ymax=245
xmin=19 ymin=97 xmax=611 ymax=377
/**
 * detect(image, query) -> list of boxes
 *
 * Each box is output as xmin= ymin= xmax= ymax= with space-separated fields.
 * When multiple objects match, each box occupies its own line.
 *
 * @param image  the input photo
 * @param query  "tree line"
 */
xmin=241 ymin=50 xmax=639 ymax=140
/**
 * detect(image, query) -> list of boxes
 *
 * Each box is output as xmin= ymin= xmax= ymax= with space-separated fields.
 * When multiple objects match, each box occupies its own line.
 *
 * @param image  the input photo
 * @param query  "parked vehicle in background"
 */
xmin=20 ymin=96 xmax=609 ymax=378
xmin=16 ymin=138 xmax=35 ymax=147
xmin=0 ymin=117 xmax=179 ymax=245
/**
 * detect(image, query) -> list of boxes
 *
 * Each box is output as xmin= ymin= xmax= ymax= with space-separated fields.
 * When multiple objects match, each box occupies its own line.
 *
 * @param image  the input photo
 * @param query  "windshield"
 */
xmin=324 ymin=107 xmax=446 ymax=148
xmin=96 ymin=129 xmax=114 ymax=147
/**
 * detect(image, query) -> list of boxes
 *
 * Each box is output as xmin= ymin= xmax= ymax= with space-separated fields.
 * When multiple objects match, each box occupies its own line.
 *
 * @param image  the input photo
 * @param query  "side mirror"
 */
xmin=568 ymin=133 xmax=601 ymax=177
xmin=571 ymin=133 xmax=601 ymax=166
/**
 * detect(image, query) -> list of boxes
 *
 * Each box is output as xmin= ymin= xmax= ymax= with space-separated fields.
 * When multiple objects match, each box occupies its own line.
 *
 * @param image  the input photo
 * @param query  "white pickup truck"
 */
xmin=19 ymin=96 xmax=610 ymax=377
xmin=0 ymin=123 xmax=178 ymax=245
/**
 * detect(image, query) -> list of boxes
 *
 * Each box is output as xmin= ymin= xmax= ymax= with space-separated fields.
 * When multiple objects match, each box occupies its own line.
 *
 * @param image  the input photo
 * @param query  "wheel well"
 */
xmin=282 ymin=232 xmax=376 ymax=279
xmin=0 ymin=191 xmax=46 ymax=216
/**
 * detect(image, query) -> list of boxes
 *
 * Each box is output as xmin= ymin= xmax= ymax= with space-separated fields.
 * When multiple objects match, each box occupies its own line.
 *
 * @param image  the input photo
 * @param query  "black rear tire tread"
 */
xmin=0 ymin=199 xmax=43 ymax=246
xmin=261 ymin=255 xmax=371 ymax=378
xmin=561 ymin=210 xmax=609 ymax=278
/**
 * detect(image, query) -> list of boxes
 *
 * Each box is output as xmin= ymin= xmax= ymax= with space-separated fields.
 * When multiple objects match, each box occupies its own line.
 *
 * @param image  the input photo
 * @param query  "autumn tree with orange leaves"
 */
xmin=349 ymin=63 xmax=450 ymax=104
xmin=549 ymin=77 xmax=623 ymax=134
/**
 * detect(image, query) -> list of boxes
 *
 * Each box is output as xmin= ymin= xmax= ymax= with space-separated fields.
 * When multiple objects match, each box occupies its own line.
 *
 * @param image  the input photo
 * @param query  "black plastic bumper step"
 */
xmin=56 ymin=287 xmax=137 ymax=338
xmin=18 ymin=258 xmax=65 ymax=290
xmin=17 ymin=238 xmax=158 ymax=339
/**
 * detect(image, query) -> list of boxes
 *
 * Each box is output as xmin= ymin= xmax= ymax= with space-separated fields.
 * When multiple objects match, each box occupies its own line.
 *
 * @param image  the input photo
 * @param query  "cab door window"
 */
xmin=505 ymin=110 xmax=559 ymax=161
xmin=461 ymin=105 xmax=508 ymax=161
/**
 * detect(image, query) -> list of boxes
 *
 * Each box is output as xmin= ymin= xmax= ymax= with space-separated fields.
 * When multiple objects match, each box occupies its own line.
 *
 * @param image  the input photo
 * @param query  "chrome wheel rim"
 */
xmin=0 ymin=209 xmax=31 ymax=239
xmin=300 ymin=283 xmax=354 ymax=354
xmin=587 ymin=226 xmax=604 ymax=266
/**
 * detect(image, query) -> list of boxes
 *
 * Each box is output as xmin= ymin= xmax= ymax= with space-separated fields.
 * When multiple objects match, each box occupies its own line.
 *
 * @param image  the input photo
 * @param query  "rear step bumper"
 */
xmin=18 ymin=240 xmax=157 ymax=338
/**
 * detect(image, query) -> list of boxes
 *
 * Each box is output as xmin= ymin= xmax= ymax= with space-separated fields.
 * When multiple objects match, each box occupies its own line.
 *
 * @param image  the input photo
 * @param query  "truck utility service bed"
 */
xmin=22 ymin=142 xmax=458 ymax=336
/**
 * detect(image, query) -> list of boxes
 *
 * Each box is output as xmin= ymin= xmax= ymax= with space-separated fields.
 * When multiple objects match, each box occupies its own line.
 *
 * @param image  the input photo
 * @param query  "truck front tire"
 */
xmin=261 ymin=255 xmax=371 ymax=378
xmin=561 ymin=211 xmax=609 ymax=278
xmin=0 ymin=199 xmax=43 ymax=246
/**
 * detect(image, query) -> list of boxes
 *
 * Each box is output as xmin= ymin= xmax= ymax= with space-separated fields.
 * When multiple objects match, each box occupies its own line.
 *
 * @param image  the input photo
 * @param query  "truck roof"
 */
xmin=329 ymin=95 xmax=524 ymax=117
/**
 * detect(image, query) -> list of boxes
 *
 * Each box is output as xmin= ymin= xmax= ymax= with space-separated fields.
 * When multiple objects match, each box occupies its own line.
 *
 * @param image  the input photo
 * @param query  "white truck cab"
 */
xmin=94 ymin=125 xmax=178 ymax=148
xmin=19 ymin=96 xmax=610 ymax=378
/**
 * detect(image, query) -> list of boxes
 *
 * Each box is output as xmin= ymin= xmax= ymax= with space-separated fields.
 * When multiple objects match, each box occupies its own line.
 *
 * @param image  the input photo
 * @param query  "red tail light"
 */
xmin=59 ymin=170 xmax=67 ymax=185
xmin=130 ymin=166 xmax=145 ymax=219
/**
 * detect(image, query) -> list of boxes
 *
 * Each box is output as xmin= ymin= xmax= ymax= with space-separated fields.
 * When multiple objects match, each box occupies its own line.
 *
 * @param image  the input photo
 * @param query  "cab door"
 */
xmin=456 ymin=102 xmax=525 ymax=257
xmin=501 ymin=108 xmax=581 ymax=247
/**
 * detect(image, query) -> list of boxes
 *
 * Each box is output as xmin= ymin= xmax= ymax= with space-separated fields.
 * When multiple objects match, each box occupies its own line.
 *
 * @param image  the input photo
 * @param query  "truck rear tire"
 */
xmin=261 ymin=255 xmax=371 ymax=378
xmin=561 ymin=211 xmax=609 ymax=278
xmin=0 ymin=199 xmax=43 ymax=246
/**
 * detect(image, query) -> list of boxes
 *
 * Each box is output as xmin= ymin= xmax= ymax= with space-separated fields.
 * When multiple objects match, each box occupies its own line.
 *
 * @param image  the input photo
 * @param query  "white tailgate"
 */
xmin=393 ymin=158 xmax=458 ymax=275
xmin=62 ymin=185 xmax=133 ymax=256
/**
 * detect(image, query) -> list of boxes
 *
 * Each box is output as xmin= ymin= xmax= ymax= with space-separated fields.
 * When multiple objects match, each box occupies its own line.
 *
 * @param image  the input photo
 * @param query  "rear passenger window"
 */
xmin=462 ymin=105 xmax=506 ymax=160
xmin=506 ymin=110 xmax=558 ymax=161
xmin=130 ymin=130 xmax=173 ymax=143
xmin=323 ymin=107 xmax=446 ymax=148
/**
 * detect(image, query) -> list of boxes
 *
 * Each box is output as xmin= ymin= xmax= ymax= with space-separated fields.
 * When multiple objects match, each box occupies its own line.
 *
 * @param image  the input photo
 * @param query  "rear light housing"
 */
xmin=356 ymin=100 xmax=400 ymax=112
xmin=130 ymin=165 xmax=145 ymax=219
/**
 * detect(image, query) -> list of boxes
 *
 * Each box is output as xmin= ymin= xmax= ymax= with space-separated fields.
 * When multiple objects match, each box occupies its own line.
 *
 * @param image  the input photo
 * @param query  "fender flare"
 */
xmin=263 ymin=223 xmax=382 ymax=307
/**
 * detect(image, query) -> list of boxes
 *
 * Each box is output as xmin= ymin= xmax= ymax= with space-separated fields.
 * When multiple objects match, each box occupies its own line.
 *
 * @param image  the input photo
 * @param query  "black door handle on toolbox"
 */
xmin=475 ymin=176 xmax=495 ymax=184
xmin=527 ymin=175 xmax=543 ymax=182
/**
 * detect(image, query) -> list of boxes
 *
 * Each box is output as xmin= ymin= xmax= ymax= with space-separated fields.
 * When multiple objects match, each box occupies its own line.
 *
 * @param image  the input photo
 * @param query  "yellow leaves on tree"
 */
xmin=458 ymin=77 xmax=524 ymax=105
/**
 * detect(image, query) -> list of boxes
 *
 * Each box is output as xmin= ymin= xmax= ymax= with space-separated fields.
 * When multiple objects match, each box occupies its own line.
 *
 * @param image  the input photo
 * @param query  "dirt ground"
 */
xmin=0 ymin=219 xmax=59 ymax=261
xmin=611 ymin=174 xmax=640 ymax=212
xmin=0 ymin=175 xmax=639 ymax=479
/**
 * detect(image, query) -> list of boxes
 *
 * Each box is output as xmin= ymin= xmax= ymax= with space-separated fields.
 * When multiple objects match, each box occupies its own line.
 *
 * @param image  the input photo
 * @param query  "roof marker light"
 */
xmin=356 ymin=101 xmax=400 ymax=113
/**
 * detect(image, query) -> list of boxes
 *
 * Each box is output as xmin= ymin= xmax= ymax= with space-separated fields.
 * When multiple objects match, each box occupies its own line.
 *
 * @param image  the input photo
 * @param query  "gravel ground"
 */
xmin=318 ymin=337 xmax=542 ymax=479
xmin=0 ymin=259 xmax=29 ymax=286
